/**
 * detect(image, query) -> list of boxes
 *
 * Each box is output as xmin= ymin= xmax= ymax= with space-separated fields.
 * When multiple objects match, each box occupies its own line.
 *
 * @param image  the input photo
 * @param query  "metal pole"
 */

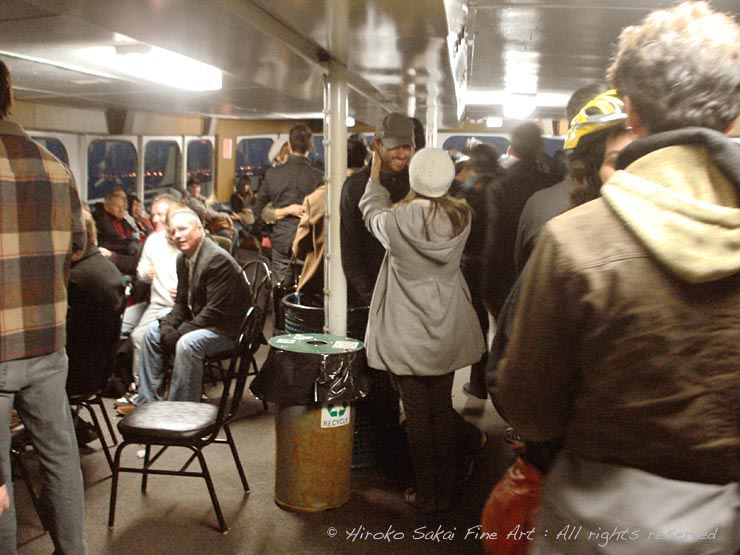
xmin=323 ymin=61 xmax=348 ymax=336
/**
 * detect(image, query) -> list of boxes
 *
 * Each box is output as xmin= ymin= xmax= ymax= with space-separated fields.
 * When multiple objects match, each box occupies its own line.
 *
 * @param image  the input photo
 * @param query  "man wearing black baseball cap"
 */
xmin=340 ymin=112 xmax=415 ymax=306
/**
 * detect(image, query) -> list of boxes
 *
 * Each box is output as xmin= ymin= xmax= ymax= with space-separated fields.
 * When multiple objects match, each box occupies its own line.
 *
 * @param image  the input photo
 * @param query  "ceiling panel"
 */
xmin=0 ymin=0 xmax=737 ymax=130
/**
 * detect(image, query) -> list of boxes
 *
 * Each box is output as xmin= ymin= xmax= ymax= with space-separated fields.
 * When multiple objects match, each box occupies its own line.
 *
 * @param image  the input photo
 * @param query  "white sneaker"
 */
xmin=113 ymin=392 xmax=138 ymax=408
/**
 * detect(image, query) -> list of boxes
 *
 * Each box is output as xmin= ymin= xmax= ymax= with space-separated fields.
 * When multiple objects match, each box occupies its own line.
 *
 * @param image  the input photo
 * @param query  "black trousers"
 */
xmin=394 ymin=373 xmax=457 ymax=508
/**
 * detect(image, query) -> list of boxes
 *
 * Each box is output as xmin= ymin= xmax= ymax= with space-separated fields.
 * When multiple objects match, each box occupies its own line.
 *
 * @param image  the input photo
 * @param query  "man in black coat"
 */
xmin=253 ymin=123 xmax=323 ymax=283
xmin=481 ymin=122 xmax=564 ymax=316
xmin=340 ymin=113 xmax=414 ymax=307
xmin=131 ymin=208 xmax=252 ymax=405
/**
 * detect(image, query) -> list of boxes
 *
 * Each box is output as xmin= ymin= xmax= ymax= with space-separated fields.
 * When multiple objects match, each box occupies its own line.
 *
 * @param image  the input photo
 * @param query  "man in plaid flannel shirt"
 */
xmin=0 ymin=59 xmax=88 ymax=554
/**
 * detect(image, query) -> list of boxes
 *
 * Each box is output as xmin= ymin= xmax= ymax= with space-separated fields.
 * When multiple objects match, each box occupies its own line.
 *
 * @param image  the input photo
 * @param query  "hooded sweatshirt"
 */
xmin=602 ymin=127 xmax=740 ymax=284
xmin=359 ymin=178 xmax=485 ymax=376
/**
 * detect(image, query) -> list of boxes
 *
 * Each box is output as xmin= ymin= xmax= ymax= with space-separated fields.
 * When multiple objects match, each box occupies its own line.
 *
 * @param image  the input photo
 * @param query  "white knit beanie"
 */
xmin=409 ymin=147 xmax=455 ymax=198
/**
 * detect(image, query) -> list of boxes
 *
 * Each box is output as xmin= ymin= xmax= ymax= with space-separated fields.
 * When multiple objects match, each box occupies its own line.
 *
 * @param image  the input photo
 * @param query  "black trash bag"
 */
xmin=250 ymin=348 xmax=370 ymax=406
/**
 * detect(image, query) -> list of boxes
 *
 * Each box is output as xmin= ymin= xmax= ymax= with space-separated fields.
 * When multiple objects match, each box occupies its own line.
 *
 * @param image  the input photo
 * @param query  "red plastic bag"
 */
xmin=481 ymin=457 xmax=545 ymax=555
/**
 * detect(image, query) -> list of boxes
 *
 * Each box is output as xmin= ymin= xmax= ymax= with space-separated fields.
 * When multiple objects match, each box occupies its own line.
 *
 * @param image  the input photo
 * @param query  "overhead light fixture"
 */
xmin=77 ymin=43 xmax=222 ymax=91
xmin=486 ymin=116 xmax=503 ymax=128
xmin=503 ymin=92 xmax=536 ymax=120
xmin=346 ymin=116 xmax=356 ymax=127
xmin=504 ymin=49 xmax=539 ymax=95
xmin=464 ymin=89 xmax=572 ymax=111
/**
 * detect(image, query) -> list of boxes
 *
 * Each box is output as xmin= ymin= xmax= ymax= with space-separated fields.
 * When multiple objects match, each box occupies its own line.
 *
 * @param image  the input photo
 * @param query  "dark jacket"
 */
xmin=514 ymin=177 xmax=575 ymax=273
xmin=498 ymin=129 xmax=740 ymax=484
xmin=481 ymin=157 xmax=562 ymax=314
xmin=451 ymin=172 xmax=498 ymax=273
xmin=340 ymin=164 xmax=410 ymax=306
xmin=230 ymin=191 xmax=254 ymax=214
xmin=160 ymin=237 xmax=252 ymax=345
xmin=253 ymin=155 xmax=323 ymax=256
xmin=92 ymin=203 xmax=142 ymax=275
xmin=66 ymin=244 xmax=126 ymax=396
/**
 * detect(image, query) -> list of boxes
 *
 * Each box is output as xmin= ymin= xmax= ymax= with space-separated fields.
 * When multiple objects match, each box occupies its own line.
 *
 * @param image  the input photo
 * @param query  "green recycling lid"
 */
xmin=268 ymin=333 xmax=364 ymax=354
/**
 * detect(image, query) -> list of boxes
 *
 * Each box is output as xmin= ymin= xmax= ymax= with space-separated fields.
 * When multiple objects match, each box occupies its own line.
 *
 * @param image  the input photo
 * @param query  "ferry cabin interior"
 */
xmin=4 ymin=1 xmax=740 ymax=554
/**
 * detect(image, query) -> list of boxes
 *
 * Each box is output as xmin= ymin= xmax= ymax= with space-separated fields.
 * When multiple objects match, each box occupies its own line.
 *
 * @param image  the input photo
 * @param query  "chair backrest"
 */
xmin=211 ymin=306 xmax=262 ymax=429
xmin=241 ymin=257 xmax=272 ymax=326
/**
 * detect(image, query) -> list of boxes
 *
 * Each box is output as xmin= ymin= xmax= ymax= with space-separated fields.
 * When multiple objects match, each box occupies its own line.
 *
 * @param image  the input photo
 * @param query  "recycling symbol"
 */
xmin=327 ymin=403 xmax=348 ymax=417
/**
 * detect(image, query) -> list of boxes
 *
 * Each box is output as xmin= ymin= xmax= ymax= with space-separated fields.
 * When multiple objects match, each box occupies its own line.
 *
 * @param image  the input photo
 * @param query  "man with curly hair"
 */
xmin=497 ymin=3 xmax=740 ymax=553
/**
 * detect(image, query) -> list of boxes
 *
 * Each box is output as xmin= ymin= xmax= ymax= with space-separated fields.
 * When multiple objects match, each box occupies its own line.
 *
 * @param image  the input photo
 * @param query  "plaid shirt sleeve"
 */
xmin=0 ymin=124 xmax=87 ymax=362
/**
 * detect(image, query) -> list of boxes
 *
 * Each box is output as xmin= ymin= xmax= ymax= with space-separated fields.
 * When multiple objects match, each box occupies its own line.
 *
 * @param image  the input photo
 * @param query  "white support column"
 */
xmin=426 ymin=103 xmax=439 ymax=148
xmin=323 ymin=61 xmax=348 ymax=336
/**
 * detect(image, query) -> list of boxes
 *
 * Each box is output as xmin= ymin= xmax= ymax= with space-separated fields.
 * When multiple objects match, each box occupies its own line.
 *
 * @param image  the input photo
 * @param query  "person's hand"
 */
xmin=0 ymin=485 xmax=9 ymax=516
xmin=160 ymin=329 xmax=181 ymax=354
xmin=146 ymin=264 xmax=156 ymax=279
xmin=287 ymin=204 xmax=304 ymax=217
xmin=98 ymin=246 xmax=113 ymax=258
xmin=168 ymin=287 xmax=177 ymax=300
xmin=370 ymin=148 xmax=381 ymax=181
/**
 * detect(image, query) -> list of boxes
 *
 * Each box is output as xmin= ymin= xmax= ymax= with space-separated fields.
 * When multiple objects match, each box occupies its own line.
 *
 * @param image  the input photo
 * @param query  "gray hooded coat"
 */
xmin=359 ymin=178 xmax=485 ymax=376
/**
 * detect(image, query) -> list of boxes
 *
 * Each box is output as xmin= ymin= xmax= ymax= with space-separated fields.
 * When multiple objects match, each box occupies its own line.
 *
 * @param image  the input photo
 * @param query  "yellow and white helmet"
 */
xmin=564 ymin=89 xmax=627 ymax=150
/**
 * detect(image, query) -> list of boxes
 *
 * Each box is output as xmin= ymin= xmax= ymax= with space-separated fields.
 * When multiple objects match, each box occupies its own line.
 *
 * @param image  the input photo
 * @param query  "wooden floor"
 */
xmin=15 ymin=341 xmax=511 ymax=555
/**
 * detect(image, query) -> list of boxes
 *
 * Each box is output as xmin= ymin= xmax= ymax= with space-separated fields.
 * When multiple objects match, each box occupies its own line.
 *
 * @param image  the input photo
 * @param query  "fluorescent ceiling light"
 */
xmin=464 ymin=89 xmax=572 ymax=109
xmin=273 ymin=112 xmax=324 ymax=120
xmin=504 ymin=50 xmax=539 ymax=94
xmin=77 ymin=44 xmax=222 ymax=91
xmin=503 ymin=93 xmax=536 ymax=120
xmin=0 ymin=50 xmax=116 ymax=81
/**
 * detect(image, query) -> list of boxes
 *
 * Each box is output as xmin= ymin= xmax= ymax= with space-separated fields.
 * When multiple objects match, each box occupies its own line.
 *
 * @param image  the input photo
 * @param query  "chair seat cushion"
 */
xmin=118 ymin=401 xmax=218 ymax=441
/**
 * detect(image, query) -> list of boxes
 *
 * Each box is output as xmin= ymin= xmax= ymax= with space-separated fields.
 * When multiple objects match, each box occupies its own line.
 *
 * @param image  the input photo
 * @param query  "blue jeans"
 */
xmin=0 ymin=348 xmax=87 ymax=555
xmin=130 ymin=305 xmax=172 ymax=384
xmin=137 ymin=322 xmax=235 ymax=403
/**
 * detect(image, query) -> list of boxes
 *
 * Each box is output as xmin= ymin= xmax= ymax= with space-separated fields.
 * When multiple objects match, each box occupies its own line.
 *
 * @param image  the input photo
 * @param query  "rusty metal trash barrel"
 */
xmin=274 ymin=403 xmax=355 ymax=511
xmin=281 ymin=292 xmax=398 ymax=469
xmin=249 ymin=333 xmax=367 ymax=512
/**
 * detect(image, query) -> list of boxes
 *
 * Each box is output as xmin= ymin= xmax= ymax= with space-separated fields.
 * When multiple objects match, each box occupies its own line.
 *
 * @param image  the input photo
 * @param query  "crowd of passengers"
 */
xmin=0 ymin=1 xmax=739 ymax=553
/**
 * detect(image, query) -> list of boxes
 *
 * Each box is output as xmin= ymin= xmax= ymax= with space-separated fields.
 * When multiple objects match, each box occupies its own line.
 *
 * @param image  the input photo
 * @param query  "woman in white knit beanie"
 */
xmin=359 ymin=147 xmax=486 ymax=513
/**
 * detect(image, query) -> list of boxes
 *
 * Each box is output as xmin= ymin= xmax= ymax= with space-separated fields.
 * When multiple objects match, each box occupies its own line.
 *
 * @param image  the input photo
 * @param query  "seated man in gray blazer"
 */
xmin=127 ymin=207 xmax=252 ymax=407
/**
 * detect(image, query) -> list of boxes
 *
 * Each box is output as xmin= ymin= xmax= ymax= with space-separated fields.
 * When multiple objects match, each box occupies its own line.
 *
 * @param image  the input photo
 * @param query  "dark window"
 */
xmin=144 ymin=141 xmax=181 ymax=205
xmin=235 ymin=137 xmax=273 ymax=178
xmin=87 ymin=140 xmax=137 ymax=202
xmin=441 ymin=135 xmax=510 ymax=157
xmin=543 ymin=137 xmax=565 ymax=158
xmin=186 ymin=140 xmax=214 ymax=197
xmin=33 ymin=137 xmax=69 ymax=165
xmin=307 ymin=135 xmax=325 ymax=172
xmin=441 ymin=135 xmax=564 ymax=159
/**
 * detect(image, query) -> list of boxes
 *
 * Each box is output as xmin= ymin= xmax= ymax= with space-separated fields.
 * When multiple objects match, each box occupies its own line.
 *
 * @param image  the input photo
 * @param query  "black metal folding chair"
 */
xmin=203 ymin=258 xmax=271 ymax=409
xmin=108 ymin=306 xmax=262 ymax=533
xmin=10 ymin=422 xmax=50 ymax=532
xmin=67 ymin=300 xmax=125 ymax=472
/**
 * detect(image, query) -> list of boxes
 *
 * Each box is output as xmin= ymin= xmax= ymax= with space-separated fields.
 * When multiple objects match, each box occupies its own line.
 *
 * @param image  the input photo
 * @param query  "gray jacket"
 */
xmin=360 ymin=178 xmax=485 ymax=376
